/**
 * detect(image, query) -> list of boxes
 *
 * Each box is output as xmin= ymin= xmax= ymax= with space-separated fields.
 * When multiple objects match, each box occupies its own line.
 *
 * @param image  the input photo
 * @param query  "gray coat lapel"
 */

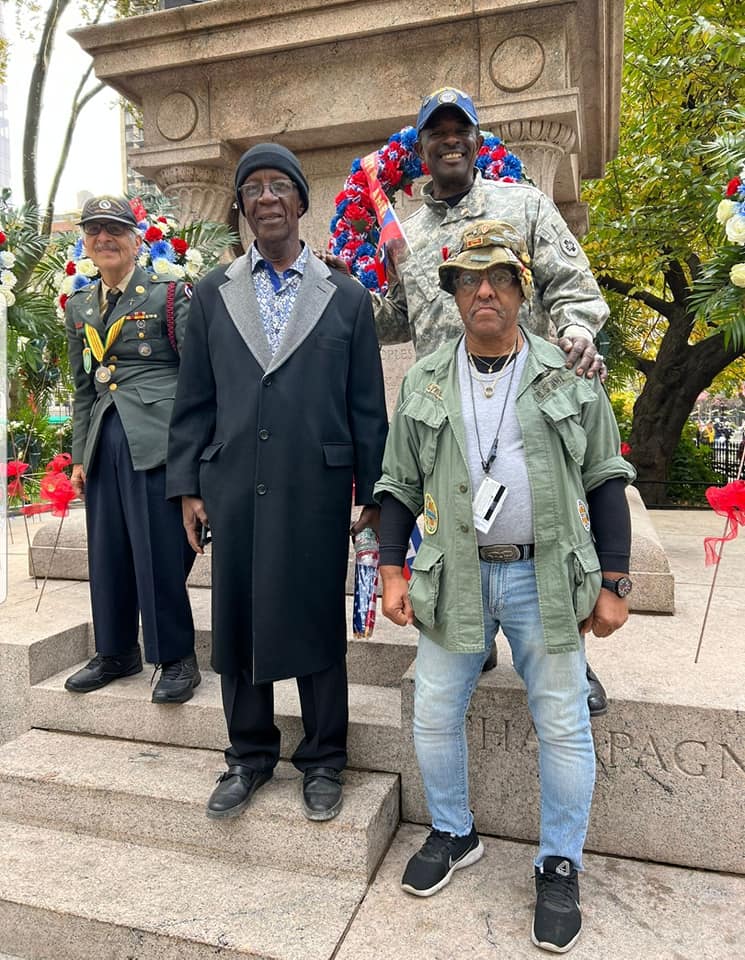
xmin=267 ymin=252 xmax=336 ymax=375
xmin=219 ymin=254 xmax=272 ymax=371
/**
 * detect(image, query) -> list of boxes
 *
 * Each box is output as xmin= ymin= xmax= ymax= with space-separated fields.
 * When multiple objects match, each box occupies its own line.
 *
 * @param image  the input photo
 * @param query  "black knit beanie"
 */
xmin=234 ymin=143 xmax=309 ymax=216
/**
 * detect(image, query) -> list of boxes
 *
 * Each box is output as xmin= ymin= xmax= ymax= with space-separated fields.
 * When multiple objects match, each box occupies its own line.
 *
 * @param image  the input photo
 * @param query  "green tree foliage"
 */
xmin=583 ymin=0 xmax=745 ymax=503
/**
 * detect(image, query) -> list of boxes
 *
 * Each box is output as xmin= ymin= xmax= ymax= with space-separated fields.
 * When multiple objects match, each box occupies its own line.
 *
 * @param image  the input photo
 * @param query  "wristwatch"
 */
xmin=601 ymin=575 xmax=633 ymax=598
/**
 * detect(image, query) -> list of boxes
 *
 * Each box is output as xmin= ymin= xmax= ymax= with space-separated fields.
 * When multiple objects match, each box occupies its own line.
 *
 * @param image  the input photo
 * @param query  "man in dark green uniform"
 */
xmin=64 ymin=196 xmax=198 ymax=702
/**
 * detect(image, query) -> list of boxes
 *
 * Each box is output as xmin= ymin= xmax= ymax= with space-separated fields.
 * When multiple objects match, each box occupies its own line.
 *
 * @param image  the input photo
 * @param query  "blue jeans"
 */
xmin=413 ymin=558 xmax=594 ymax=869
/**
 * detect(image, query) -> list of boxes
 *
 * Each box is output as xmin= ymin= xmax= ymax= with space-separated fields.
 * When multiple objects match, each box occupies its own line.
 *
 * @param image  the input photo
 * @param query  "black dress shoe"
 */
xmin=586 ymin=664 xmax=608 ymax=717
xmin=64 ymin=648 xmax=142 ymax=693
xmin=206 ymin=765 xmax=273 ymax=819
xmin=151 ymin=654 xmax=201 ymax=704
xmin=482 ymin=642 xmax=498 ymax=672
xmin=302 ymin=767 xmax=343 ymax=821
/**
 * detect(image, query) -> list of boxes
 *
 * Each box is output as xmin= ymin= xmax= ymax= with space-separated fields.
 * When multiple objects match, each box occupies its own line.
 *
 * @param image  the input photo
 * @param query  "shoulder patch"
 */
xmin=184 ymin=282 xmax=193 ymax=299
xmin=560 ymin=236 xmax=579 ymax=258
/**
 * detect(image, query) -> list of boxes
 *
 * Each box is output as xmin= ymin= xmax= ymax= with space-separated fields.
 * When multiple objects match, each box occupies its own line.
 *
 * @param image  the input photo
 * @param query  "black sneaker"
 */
xmin=64 ymin=648 xmax=142 ymax=693
xmin=401 ymin=824 xmax=483 ymax=897
xmin=532 ymin=856 xmax=581 ymax=953
xmin=151 ymin=654 xmax=201 ymax=704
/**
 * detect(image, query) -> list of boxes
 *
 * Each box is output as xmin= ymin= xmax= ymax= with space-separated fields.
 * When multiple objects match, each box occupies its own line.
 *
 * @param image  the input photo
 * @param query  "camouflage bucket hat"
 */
xmin=438 ymin=220 xmax=533 ymax=300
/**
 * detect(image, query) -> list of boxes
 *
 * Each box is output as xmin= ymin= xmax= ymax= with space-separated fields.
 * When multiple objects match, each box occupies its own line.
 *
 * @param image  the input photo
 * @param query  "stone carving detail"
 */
xmin=155 ymin=164 xmax=234 ymax=224
xmin=493 ymin=120 xmax=576 ymax=198
xmin=156 ymin=92 xmax=199 ymax=142
xmin=490 ymin=35 xmax=546 ymax=93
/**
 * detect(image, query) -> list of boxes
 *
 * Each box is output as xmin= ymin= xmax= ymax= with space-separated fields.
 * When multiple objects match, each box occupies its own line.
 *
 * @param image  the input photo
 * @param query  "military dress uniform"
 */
xmin=65 ymin=264 xmax=196 ymax=667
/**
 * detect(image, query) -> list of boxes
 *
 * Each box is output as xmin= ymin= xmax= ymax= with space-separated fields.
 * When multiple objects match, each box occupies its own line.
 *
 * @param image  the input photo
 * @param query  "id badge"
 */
xmin=473 ymin=475 xmax=508 ymax=534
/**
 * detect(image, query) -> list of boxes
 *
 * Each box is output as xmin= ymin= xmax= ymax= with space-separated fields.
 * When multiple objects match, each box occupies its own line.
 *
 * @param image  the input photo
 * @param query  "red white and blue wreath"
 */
xmin=328 ymin=126 xmax=524 ymax=294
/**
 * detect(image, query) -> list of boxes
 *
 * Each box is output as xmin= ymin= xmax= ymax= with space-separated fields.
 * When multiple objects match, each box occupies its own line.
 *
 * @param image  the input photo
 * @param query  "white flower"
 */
xmin=730 ymin=263 xmax=745 ymax=288
xmin=61 ymin=276 xmax=75 ymax=295
xmin=170 ymin=263 xmax=185 ymax=279
xmin=185 ymin=248 xmax=203 ymax=266
xmin=76 ymin=258 xmax=97 ymax=277
xmin=717 ymin=199 xmax=738 ymax=224
xmin=1 ymin=269 xmax=17 ymax=288
xmin=154 ymin=219 xmax=171 ymax=236
xmin=725 ymin=214 xmax=745 ymax=245
xmin=0 ymin=287 xmax=16 ymax=306
xmin=138 ymin=253 xmax=149 ymax=267
xmin=0 ymin=251 xmax=16 ymax=268
xmin=152 ymin=257 xmax=176 ymax=275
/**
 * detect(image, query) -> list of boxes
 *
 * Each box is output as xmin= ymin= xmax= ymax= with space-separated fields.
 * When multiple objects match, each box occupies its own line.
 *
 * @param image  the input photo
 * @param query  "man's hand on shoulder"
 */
xmin=316 ymin=250 xmax=351 ymax=275
xmin=557 ymin=330 xmax=607 ymax=381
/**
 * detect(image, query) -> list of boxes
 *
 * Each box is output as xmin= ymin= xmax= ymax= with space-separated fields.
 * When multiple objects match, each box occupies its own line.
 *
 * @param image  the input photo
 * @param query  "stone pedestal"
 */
xmin=72 ymin=0 xmax=624 ymax=238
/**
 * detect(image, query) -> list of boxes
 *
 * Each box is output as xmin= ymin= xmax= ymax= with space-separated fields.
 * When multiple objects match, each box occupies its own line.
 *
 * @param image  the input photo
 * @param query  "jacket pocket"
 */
xmin=570 ymin=541 xmax=602 ymax=622
xmin=315 ymin=335 xmax=348 ymax=353
xmin=409 ymin=541 xmax=444 ymax=629
xmin=535 ymin=384 xmax=592 ymax=464
xmin=400 ymin=392 xmax=448 ymax=475
xmin=323 ymin=442 xmax=354 ymax=467
xmin=200 ymin=441 xmax=224 ymax=462
xmin=134 ymin=383 xmax=176 ymax=405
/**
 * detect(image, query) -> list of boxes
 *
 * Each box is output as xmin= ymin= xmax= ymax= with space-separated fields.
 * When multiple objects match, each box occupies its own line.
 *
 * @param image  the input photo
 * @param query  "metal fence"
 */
xmin=698 ymin=439 xmax=745 ymax=483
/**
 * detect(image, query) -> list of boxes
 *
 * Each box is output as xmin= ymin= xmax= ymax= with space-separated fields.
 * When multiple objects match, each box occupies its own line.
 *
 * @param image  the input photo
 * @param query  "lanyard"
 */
xmin=467 ymin=334 xmax=519 ymax=474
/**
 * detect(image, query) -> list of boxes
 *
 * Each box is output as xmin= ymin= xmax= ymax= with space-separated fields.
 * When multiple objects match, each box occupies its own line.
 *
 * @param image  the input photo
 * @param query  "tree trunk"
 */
xmin=629 ymin=308 xmax=740 ymax=504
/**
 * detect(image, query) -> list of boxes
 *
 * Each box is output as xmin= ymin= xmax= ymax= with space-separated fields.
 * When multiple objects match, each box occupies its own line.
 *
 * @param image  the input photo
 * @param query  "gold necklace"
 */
xmin=467 ymin=340 xmax=517 ymax=398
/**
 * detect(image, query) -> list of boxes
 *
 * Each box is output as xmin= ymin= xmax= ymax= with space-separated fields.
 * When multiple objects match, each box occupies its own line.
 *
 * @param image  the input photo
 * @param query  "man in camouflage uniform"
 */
xmin=373 ymin=87 xmax=610 ymax=715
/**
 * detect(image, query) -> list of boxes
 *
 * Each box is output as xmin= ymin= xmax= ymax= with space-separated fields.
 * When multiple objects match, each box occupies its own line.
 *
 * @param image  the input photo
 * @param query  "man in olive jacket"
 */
xmin=64 ymin=196 xmax=198 ymax=703
xmin=167 ymin=144 xmax=388 ymax=823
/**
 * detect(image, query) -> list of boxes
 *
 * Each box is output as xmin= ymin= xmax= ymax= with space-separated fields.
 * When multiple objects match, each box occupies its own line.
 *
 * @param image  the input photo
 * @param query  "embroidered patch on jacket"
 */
xmin=560 ymin=236 xmax=579 ymax=257
xmin=423 ymin=492 xmax=439 ymax=535
xmin=425 ymin=382 xmax=443 ymax=401
xmin=577 ymin=498 xmax=591 ymax=532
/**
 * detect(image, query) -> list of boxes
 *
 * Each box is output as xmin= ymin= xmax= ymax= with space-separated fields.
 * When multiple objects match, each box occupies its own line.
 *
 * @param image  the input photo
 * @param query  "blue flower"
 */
xmin=149 ymin=239 xmax=175 ymax=262
xmin=502 ymin=155 xmax=523 ymax=179
xmin=73 ymin=238 xmax=84 ymax=259
xmin=351 ymin=158 xmax=362 ymax=173
xmin=400 ymin=127 xmax=417 ymax=151
xmin=72 ymin=274 xmax=93 ymax=291
xmin=137 ymin=220 xmax=149 ymax=231
xmin=357 ymin=242 xmax=376 ymax=259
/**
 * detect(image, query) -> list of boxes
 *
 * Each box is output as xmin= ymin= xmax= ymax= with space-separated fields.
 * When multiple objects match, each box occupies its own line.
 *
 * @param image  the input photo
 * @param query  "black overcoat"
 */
xmin=167 ymin=251 xmax=388 ymax=682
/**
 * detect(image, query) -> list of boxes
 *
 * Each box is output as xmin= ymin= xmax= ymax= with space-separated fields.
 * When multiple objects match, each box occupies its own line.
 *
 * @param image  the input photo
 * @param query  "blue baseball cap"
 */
xmin=416 ymin=87 xmax=479 ymax=134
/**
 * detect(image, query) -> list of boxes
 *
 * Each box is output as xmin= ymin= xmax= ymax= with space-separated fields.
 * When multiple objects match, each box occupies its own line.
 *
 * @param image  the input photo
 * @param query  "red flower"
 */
xmin=5 ymin=460 xmax=29 ymax=478
xmin=171 ymin=237 xmax=188 ymax=257
xmin=8 ymin=478 xmax=27 ymax=500
xmin=157 ymin=216 xmax=168 ymax=224
xmin=22 ymin=503 xmax=53 ymax=517
xmin=620 ymin=442 xmax=632 ymax=456
xmin=144 ymin=226 xmax=163 ymax=242
xmin=65 ymin=260 xmax=77 ymax=276
xmin=129 ymin=198 xmax=148 ymax=222
xmin=0 ymin=230 xmax=6 ymax=245
xmin=59 ymin=293 xmax=68 ymax=311
xmin=725 ymin=177 xmax=742 ymax=197
xmin=39 ymin=471 xmax=76 ymax=517
xmin=46 ymin=453 xmax=72 ymax=473
xmin=704 ymin=480 xmax=745 ymax=565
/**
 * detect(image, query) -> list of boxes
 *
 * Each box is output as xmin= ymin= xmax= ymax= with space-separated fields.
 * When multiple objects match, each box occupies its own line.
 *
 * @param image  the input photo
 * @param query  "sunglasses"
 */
xmin=240 ymin=179 xmax=297 ymax=202
xmin=82 ymin=221 xmax=132 ymax=237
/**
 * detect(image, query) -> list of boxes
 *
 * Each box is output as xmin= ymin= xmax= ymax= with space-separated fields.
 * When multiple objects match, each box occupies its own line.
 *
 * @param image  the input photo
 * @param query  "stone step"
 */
xmin=335 ymin=823 xmax=745 ymax=959
xmin=29 ymin=665 xmax=404 ymax=774
xmin=0 ymin=818 xmax=365 ymax=960
xmin=0 ymin=729 xmax=398 ymax=882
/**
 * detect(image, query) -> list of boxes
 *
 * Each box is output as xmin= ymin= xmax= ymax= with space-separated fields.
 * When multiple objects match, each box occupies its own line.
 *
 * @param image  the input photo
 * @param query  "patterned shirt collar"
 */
xmin=250 ymin=242 xmax=309 ymax=277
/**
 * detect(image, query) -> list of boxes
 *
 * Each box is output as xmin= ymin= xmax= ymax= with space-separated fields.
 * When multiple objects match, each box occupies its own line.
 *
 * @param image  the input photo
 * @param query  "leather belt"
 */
xmin=478 ymin=543 xmax=535 ymax=563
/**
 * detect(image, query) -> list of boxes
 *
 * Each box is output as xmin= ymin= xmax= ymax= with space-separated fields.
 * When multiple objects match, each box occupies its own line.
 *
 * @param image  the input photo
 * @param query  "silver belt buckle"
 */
xmin=483 ymin=544 xmax=520 ymax=562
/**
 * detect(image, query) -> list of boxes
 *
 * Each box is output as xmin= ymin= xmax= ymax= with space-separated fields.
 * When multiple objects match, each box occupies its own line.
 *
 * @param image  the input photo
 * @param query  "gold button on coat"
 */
xmin=109 ymin=383 xmax=118 ymax=391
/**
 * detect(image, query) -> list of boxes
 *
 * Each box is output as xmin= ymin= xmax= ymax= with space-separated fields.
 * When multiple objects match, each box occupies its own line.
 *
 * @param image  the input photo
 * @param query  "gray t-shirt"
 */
xmin=457 ymin=337 xmax=534 ymax=546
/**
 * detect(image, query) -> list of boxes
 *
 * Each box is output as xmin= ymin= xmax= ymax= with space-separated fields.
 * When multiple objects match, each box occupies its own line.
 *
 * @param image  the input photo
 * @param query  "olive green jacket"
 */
xmin=374 ymin=329 xmax=635 ymax=655
xmin=65 ymin=265 xmax=190 ymax=472
xmin=372 ymin=172 xmax=608 ymax=360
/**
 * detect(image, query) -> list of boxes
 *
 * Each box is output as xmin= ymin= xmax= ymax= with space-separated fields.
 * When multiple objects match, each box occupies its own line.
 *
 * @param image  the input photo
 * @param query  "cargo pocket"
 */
xmin=408 ymin=541 xmax=444 ymax=629
xmin=400 ymin=392 xmax=448 ymax=475
xmin=535 ymin=380 xmax=594 ymax=464
xmin=570 ymin=541 xmax=602 ymax=622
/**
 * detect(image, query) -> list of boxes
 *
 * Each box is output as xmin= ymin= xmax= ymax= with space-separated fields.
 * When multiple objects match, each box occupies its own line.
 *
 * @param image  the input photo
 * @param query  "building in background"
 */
xmin=0 ymin=5 xmax=11 ymax=191
xmin=121 ymin=103 xmax=158 ymax=198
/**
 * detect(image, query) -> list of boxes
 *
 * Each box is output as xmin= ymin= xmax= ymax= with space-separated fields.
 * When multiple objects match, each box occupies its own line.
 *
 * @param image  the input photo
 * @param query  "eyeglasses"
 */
xmin=240 ymin=179 xmax=297 ymax=202
xmin=454 ymin=267 xmax=517 ymax=291
xmin=82 ymin=221 xmax=130 ymax=237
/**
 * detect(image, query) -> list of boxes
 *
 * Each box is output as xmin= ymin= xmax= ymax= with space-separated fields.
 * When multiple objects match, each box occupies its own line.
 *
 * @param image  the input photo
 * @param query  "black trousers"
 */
xmin=85 ymin=409 xmax=195 ymax=663
xmin=221 ymin=657 xmax=348 ymax=773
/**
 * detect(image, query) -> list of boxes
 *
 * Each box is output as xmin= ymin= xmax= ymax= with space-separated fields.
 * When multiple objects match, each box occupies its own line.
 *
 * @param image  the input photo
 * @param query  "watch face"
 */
xmin=616 ymin=576 xmax=633 ymax=598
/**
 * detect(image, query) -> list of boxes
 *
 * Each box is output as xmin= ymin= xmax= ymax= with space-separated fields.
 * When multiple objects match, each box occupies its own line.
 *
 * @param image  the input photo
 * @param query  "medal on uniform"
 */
xmin=138 ymin=342 xmax=152 ymax=357
xmin=82 ymin=346 xmax=92 ymax=374
xmin=84 ymin=315 xmax=127 ymax=382
xmin=94 ymin=365 xmax=112 ymax=384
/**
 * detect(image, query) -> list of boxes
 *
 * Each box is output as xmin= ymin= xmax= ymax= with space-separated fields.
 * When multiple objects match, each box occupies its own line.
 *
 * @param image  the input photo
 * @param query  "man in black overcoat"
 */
xmin=167 ymin=144 xmax=388 ymax=822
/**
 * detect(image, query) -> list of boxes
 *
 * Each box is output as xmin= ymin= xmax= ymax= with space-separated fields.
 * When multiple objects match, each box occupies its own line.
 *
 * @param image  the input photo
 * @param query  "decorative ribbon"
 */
xmin=84 ymin=316 xmax=126 ymax=363
xmin=703 ymin=480 xmax=745 ymax=565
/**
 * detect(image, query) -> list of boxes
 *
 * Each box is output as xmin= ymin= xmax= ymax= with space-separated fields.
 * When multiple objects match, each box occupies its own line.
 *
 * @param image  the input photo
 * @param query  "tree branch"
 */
xmin=662 ymin=257 xmax=690 ymax=306
xmin=597 ymin=273 xmax=673 ymax=317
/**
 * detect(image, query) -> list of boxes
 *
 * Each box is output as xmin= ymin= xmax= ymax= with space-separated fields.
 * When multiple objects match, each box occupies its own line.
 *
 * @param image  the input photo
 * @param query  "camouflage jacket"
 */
xmin=372 ymin=172 xmax=608 ymax=360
